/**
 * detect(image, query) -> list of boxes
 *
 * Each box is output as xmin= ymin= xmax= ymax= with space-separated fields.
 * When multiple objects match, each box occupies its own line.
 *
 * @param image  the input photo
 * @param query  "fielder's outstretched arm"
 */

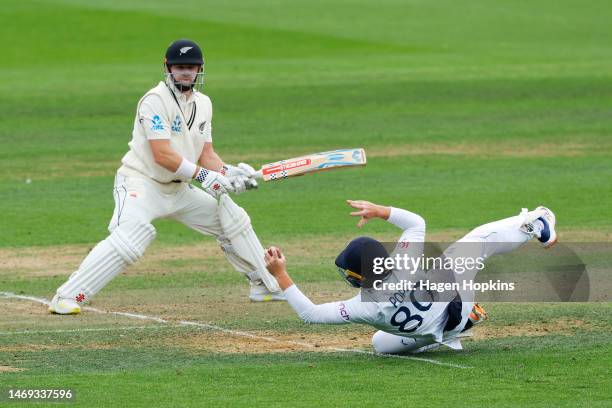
xmin=264 ymin=201 xmax=427 ymax=325
xmin=346 ymin=199 xmax=426 ymax=242
xmin=265 ymin=247 xmax=368 ymax=324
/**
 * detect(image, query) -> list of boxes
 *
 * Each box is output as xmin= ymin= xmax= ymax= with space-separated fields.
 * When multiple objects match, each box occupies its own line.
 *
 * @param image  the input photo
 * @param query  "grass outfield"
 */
xmin=1 ymin=0 xmax=611 ymax=407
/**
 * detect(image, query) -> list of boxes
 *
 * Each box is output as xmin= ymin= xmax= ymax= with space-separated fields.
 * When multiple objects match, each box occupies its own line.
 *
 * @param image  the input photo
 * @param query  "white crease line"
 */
xmin=0 ymin=291 xmax=470 ymax=369
xmin=0 ymin=325 xmax=182 ymax=336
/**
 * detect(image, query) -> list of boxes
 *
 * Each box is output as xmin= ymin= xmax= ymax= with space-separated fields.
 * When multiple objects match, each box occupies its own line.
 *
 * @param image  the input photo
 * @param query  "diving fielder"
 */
xmin=265 ymin=200 xmax=557 ymax=354
xmin=49 ymin=39 xmax=284 ymax=314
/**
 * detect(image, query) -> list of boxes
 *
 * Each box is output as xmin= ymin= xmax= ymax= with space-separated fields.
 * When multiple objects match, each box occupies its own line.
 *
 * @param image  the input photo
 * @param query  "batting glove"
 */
xmin=221 ymin=163 xmax=258 ymax=193
xmin=195 ymin=168 xmax=234 ymax=198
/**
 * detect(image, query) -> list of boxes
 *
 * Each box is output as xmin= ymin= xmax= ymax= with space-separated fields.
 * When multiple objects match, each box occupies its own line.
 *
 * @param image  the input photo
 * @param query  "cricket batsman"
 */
xmin=49 ymin=39 xmax=284 ymax=314
xmin=265 ymin=200 xmax=557 ymax=354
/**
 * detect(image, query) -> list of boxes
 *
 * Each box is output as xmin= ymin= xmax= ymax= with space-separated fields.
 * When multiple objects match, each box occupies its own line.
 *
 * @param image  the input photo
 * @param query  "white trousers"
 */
xmin=109 ymin=172 xmax=223 ymax=236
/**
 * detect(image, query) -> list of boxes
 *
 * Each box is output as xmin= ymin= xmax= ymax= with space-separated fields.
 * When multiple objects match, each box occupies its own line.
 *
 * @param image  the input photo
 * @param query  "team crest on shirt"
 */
xmin=198 ymin=121 xmax=207 ymax=134
xmin=151 ymin=115 xmax=164 ymax=131
xmin=171 ymin=115 xmax=182 ymax=133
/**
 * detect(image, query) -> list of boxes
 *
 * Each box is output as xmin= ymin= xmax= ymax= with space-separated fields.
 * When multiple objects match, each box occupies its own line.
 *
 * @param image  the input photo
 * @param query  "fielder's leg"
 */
xmin=455 ymin=206 xmax=556 ymax=254
xmin=441 ymin=206 xmax=557 ymax=335
xmin=372 ymin=331 xmax=439 ymax=355
xmin=372 ymin=303 xmax=489 ymax=355
xmin=49 ymin=174 xmax=159 ymax=314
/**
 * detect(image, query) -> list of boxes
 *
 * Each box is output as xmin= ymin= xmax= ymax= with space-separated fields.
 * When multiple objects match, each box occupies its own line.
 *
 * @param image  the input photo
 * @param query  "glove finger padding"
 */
xmin=237 ymin=163 xmax=257 ymax=178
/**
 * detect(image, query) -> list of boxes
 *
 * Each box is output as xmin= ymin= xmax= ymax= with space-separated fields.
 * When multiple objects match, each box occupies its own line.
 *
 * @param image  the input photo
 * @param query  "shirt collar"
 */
xmin=165 ymin=78 xmax=195 ymax=104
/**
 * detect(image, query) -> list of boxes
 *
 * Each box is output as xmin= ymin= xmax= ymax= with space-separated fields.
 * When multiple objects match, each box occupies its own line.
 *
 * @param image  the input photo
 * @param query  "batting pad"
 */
xmin=57 ymin=220 xmax=156 ymax=303
xmin=218 ymin=195 xmax=280 ymax=292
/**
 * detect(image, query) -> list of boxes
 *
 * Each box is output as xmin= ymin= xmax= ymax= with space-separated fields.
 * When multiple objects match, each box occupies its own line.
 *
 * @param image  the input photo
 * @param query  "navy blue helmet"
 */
xmin=335 ymin=236 xmax=390 ymax=288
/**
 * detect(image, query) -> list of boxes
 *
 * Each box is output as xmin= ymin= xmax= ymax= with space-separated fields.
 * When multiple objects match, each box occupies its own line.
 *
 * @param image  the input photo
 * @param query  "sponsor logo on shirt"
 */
xmin=151 ymin=115 xmax=164 ymax=131
xmin=338 ymin=302 xmax=350 ymax=321
xmin=171 ymin=115 xmax=182 ymax=133
xmin=198 ymin=121 xmax=207 ymax=134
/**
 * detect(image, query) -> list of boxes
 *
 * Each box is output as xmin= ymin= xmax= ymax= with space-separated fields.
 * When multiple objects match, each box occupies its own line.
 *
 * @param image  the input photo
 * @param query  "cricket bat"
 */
xmin=253 ymin=148 xmax=366 ymax=182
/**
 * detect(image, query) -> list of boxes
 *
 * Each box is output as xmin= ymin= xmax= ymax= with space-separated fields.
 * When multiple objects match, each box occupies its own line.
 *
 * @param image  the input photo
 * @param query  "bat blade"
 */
xmin=256 ymin=148 xmax=366 ymax=182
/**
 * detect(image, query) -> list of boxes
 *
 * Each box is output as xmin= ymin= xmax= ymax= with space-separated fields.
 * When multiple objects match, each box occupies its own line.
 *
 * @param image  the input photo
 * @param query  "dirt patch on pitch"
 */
xmin=1 ymin=228 xmax=609 ymax=280
xmin=470 ymin=319 xmax=592 ymax=340
xmin=170 ymin=318 xmax=595 ymax=353
xmin=0 ymin=299 xmax=50 ymax=317
xmin=1 ymin=343 xmax=65 ymax=352
xmin=366 ymin=141 xmax=606 ymax=159
xmin=0 ymin=244 xmax=94 ymax=278
xmin=0 ymin=342 xmax=117 ymax=353
xmin=164 ymin=329 xmax=374 ymax=354
xmin=4 ymin=157 xmax=118 ymax=182
xmin=10 ymin=139 xmax=607 ymax=182
xmin=0 ymin=365 xmax=25 ymax=373
xmin=203 ymin=140 xmax=610 ymax=163
xmin=0 ymin=233 xmax=358 ymax=279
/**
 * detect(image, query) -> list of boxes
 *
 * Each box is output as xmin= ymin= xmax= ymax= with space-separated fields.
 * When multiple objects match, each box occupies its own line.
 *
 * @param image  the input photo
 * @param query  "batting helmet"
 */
xmin=165 ymin=39 xmax=204 ymax=65
xmin=164 ymin=39 xmax=205 ymax=91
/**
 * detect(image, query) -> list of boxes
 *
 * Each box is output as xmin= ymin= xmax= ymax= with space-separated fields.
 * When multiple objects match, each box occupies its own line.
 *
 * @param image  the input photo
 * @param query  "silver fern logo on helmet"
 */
xmin=179 ymin=46 xmax=193 ymax=55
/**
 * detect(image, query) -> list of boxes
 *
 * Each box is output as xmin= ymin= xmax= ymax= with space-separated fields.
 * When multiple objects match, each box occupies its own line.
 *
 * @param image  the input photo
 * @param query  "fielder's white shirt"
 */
xmin=283 ymin=207 xmax=470 ymax=349
xmin=119 ymin=79 xmax=213 ymax=183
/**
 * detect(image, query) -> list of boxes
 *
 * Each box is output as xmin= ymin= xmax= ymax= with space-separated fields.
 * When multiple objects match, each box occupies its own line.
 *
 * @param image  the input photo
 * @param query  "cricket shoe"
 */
xmin=520 ymin=206 xmax=558 ymax=248
xmin=249 ymin=283 xmax=286 ymax=302
xmin=468 ymin=303 xmax=488 ymax=325
xmin=48 ymin=294 xmax=81 ymax=315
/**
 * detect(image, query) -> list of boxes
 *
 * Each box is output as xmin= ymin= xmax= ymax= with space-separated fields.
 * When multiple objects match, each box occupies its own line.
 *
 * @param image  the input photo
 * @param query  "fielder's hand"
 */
xmin=195 ymin=168 xmax=234 ymax=198
xmin=347 ymin=199 xmax=391 ymax=228
xmin=221 ymin=163 xmax=258 ymax=194
xmin=264 ymin=246 xmax=286 ymax=277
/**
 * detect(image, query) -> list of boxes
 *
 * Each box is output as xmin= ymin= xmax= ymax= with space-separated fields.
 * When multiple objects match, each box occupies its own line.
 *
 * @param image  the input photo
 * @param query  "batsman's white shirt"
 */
xmin=283 ymin=208 xmax=470 ymax=349
xmin=119 ymin=80 xmax=213 ymax=183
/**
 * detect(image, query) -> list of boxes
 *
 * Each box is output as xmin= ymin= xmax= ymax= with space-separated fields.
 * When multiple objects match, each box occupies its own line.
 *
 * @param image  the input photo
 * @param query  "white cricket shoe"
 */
xmin=48 ymin=294 xmax=81 ymax=315
xmin=520 ymin=206 xmax=558 ymax=248
xmin=249 ymin=283 xmax=286 ymax=302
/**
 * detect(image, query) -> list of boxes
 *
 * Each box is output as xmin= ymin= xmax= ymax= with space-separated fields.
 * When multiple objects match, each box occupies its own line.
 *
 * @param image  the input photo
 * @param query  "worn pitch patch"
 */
xmin=0 ymin=292 xmax=472 ymax=369
xmin=469 ymin=319 xmax=593 ymax=340
xmin=0 ymin=365 xmax=25 ymax=372
xmin=0 ymin=229 xmax=608 ymax=279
